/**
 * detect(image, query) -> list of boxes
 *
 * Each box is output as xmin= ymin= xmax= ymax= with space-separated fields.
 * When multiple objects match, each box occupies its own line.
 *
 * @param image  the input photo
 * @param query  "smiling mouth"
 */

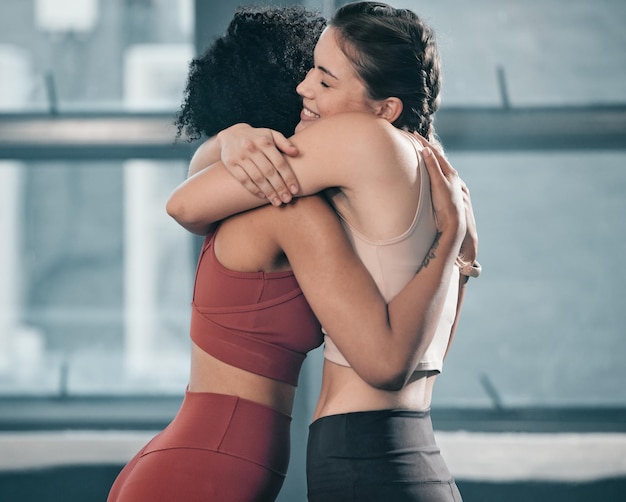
xmin=301 ymin=107 xmax=320 ymax=119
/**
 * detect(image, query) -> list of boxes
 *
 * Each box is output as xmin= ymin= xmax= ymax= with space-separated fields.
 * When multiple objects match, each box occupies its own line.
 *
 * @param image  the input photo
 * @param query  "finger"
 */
xmin=237 ymin=158 xmax=284 ymax=206
xmin=271 ymin=131 xmax=299 ymax=157
xmin=458 ymin=178 xmax=475 ymax=214
xmin=245 ymin=134 xmax=296 ymax=200
xmin=262 ymin=149 xmax=298 ymax=198
xmin=228 ymin=164 xmax=269 ymax=200
xmin=271 ymin=131 xmax=300 ymax=194
xmin=420 ymin=142 xmax=456 ymax=181
xmin=253 ymin=153 xmax=294 ymax=203
xmin=250 ymin=140 xmax=295 ymax=201
xmin=240 ymin=143 xmax=293 ymax=202
xmin=262 ymin=165 xmax=295 ymax=202
xmin=421 ymin=146 xmax=448 ymax=184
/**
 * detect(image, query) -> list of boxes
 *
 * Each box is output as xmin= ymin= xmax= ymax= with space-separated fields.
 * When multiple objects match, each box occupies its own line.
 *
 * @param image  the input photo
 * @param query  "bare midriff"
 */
xmin=312 ymin=360 xmax=438 ymax=421
xmin=188 ymin=342 xmax=296 ymax=417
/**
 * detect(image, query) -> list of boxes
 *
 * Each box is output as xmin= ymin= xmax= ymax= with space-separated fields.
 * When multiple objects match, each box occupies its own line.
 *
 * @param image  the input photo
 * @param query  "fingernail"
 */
xmin=281 ymin=193 xmax=292 ymax=203
xmin=257 ymin=192 xmax=266 ymax=199
xmin=423 ymin=147 xmax=432 ymax=157
xmin=290 ymin=185 xmax=298 ymax=194
xmin=272 ymin=197 xmax=281 ymax=206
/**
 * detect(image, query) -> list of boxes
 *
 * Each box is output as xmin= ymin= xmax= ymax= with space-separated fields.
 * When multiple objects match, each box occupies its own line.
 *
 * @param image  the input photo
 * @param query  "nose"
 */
xmin=296 ymin=68 xmax=315 ymax=98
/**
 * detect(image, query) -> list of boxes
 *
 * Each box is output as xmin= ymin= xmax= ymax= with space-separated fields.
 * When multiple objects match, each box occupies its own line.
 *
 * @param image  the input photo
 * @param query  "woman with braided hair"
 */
xmin=169 ymin=2 xmax=478 ymax=500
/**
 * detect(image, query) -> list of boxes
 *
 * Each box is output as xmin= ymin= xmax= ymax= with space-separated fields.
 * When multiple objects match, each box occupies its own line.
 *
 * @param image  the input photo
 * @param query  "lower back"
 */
xmin=189 ymin=343 xmax=296 ymax=416
xmin=312 ymin=360 xmax=437 ymax=421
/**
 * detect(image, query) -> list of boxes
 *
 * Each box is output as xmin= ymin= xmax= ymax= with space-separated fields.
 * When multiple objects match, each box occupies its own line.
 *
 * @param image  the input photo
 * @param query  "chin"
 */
xmin=295 ymin=120 xmax=313 ymax=133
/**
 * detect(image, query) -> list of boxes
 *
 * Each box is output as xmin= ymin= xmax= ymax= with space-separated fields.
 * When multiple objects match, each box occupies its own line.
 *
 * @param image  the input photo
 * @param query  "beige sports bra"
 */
xmin=323 ymin=133 xmax=459 ymax=373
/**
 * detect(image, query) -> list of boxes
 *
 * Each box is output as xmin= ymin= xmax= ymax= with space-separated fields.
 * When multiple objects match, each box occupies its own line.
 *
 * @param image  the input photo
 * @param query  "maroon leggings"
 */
xmin=107 ymin=391 xmax=292 ymax=502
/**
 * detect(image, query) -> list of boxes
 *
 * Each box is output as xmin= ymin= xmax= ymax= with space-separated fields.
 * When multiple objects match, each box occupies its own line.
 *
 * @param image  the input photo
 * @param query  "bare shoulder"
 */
xmin=291 ymin=113 xmax=397 ymax=153
xmin=287 ymin=114 xmax=403 ymax=190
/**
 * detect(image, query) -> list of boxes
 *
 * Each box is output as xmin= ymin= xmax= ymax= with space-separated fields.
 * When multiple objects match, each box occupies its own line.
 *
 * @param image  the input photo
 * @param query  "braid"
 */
xmin=408 ymin=13 xmax=441 ymax=140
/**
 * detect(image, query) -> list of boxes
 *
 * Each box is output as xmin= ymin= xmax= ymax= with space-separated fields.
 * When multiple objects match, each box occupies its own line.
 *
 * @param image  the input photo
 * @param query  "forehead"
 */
xmin=314 ymin=27 xmax=356 ymax=78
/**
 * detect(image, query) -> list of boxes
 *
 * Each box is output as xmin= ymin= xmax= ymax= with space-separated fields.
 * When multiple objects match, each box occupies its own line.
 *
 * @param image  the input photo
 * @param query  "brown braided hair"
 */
xmin=330 ymin=2 xmax=442 ymax=143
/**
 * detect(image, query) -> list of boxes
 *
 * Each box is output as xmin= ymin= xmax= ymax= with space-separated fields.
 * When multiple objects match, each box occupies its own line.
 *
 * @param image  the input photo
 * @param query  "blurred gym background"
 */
xmin=0 ymin=0 xmax=624 ymax=500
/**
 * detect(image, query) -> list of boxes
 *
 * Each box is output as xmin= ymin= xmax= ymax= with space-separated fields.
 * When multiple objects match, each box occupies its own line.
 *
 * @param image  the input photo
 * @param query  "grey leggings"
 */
xmin=306 ymin=409 xmax=462 ymax=502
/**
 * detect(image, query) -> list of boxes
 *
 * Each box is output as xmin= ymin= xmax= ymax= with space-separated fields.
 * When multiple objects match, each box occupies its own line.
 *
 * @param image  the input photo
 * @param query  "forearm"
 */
xmin=278 ymin=197 xmax=462 ymax=390
xmin=166 ymin=161 xmax=267 ymax=234
xmin=188 ymin=136 xmax=221 ymax=177
xmin=371 ymin=230 xmax=461 ymax=388
xmin=320 ymin=229 xmax=462 ymax=391
xmin=165 ymin=136 xmax=226 ymax=235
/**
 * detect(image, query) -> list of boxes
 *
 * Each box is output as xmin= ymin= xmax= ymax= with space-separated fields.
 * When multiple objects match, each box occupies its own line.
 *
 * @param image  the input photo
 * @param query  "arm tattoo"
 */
xmin=416 ymin=232 xmax=441 ymax=274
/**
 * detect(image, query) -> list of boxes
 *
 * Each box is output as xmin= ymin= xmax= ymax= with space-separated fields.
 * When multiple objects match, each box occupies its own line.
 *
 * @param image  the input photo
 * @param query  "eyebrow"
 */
xmin=317 ymin=65 xmax=339 ymax=80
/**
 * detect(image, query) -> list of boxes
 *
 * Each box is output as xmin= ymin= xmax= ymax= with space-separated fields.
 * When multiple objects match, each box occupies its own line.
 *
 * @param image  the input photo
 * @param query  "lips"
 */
xmin=301 ymin=106 xmax=320 ymax=120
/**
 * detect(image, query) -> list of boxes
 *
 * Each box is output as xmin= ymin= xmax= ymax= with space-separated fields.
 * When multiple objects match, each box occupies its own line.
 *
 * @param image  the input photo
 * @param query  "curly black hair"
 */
xmin=176 ymin=5 xmax=326 ymax=140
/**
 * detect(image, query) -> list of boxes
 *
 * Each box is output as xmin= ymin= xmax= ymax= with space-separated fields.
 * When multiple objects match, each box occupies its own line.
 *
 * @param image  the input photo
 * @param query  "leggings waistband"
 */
xmin=306 ymin=408 xmax=460 ymax=500
xmin=145 ymin=391 xmax=292 ymax=475
xmin=309 ymin=409 xmax=436 ymax=458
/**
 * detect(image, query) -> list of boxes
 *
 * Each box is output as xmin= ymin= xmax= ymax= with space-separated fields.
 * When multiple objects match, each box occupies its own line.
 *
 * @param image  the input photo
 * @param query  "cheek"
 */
xmin=340 ymin=96 xmax=372 ymax=115
xmin=321 ymin=93 xmax=358 ymax=116
xmin=335 ymin=86 xmax=373 ymax=114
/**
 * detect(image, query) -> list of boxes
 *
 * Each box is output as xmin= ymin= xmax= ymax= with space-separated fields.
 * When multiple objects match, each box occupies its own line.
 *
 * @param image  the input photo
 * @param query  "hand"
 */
xmin=417 ymin=139 xmax=466 ymax=243
xmin=217 ymin=123 xmax=300 ymax=206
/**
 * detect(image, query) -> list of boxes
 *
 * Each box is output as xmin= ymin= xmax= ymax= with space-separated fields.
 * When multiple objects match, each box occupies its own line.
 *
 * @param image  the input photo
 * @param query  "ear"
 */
xmin=374 ymin=97 xmax=403 ymax=123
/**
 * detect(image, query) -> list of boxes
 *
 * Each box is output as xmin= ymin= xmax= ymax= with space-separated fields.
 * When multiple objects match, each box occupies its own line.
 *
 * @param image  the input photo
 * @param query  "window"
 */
xmin=0 ymin=0 xmax=196 ymax=397
xmin=1 ymin=2 xmax=624 ymax=500
xmin=0 ymin=159 xmax=192 ymax=396
xmin=1 ymin=0 xmax=625 ymax=407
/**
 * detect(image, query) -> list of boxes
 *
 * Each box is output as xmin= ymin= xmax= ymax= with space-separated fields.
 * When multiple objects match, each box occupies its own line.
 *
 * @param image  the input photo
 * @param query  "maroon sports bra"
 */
xmin=190 ymin=229 xmax=322 ymax=386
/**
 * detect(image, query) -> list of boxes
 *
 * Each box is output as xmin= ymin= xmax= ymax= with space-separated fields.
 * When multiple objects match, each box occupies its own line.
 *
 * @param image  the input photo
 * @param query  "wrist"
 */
xmin=438 ymin=224 xmax=465 ymax=256
xmin=455 ymin=257 xmax=482 ymax=279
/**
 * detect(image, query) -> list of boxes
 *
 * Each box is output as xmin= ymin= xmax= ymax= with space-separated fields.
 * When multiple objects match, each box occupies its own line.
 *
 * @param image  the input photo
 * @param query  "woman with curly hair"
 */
xmin=169 ymin=2 xmax=478 ymax=500
xmin=175 ymin=6 xmax=324 ymax=141
xmin=108 ymin=5 xmax=469 ymax=502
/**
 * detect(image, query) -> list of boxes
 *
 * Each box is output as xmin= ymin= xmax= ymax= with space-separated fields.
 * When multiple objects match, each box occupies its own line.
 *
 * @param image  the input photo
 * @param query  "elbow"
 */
xmin=370 ymin=377 xmax=407 ymax=392
xmin=165 ymin=195 xmax=189 ymax=226
xmin=370 ymin=373 xmax=410 ymax=392
xmin=166 ymin=195 xmax=208 ymax=235
xmin=166 ymin=193 xmax=186 ymax=222
xmin=361 ymin=362 xmax=413 ymax=391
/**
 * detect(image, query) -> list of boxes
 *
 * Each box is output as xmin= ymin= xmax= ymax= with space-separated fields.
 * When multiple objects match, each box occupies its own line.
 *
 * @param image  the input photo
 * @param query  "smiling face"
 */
xmin=294 ymin=27 xmax=379 ymax=133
